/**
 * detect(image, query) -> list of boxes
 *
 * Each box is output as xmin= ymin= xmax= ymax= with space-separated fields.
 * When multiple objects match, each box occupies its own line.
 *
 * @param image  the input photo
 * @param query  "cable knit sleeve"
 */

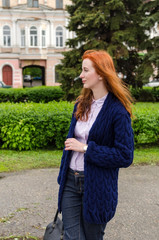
xmin=85 ymin=112 xmax=134 ymax=168
xmin=57 ymin=104 xmax=77 ymax=184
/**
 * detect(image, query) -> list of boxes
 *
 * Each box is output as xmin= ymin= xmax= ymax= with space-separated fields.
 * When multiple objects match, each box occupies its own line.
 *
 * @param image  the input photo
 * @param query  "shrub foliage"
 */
xmin=0 ymin=102 xmax=73 ymax=150
xmin=0 ymin=102 xmax=158 ymax=150
xmin=0 ymin=86 xmax=64 ymax=103
xmin=0 ymin=86 xmax=158 ymax=103
xmin=130 ymin=87 xmax=159 ymax=102
xmin=132 ymin=103 xmax=159 ymax=145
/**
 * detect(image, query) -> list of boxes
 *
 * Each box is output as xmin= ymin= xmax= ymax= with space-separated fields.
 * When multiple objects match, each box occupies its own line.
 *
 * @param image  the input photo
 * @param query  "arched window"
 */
xmin=30 ymin=26 xmax=38 ymax=46
xmin=56 ymin=0 xmax=63 ymax=9
xmin=27 ymin=0 xmax=39 ymax=7
xmin=56 ymin=26 xmax=63 ymax=47
xmin=3 ymin=25 xmax=11 ymax=46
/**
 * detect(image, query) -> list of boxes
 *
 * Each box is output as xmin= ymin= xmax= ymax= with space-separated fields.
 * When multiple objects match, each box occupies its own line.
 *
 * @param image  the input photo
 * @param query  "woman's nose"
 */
xmin=80 ymin=72 xmax=83 ymax=78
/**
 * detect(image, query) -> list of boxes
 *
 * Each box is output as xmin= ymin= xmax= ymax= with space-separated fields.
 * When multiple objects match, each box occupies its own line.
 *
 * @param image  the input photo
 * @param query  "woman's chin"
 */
xmin=83 ymin=84 xmax=89 ymax=88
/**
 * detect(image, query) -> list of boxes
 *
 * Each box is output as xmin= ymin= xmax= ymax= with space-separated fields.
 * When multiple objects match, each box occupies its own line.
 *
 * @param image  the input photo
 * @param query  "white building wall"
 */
xmin=0 ymin=0 xmax=72 ymax=87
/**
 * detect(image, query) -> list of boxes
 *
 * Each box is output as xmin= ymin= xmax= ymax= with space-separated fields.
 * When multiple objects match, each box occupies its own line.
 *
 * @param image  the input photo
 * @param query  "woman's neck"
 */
xmin=92 ymin=88 xmax=108 ymax=100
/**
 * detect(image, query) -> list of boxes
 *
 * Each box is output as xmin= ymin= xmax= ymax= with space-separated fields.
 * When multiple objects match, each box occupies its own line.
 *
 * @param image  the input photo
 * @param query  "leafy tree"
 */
xmin=138 ymin=0 xmax=159 ymax=83
xmin=23 ymin=67 xmax=42 ymax=78
xmin=57 ymin=0 xmax=146 ymax=100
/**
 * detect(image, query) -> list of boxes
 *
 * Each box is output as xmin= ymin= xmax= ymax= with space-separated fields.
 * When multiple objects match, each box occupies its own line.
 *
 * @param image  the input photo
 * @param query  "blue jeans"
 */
xmin=61 ymin=168 xmax=106 ymax=240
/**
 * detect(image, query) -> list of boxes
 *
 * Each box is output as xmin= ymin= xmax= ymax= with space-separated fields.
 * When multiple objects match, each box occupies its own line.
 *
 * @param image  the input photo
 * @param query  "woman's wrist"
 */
xmin=83 ymin=145 xmax=88 ymax=153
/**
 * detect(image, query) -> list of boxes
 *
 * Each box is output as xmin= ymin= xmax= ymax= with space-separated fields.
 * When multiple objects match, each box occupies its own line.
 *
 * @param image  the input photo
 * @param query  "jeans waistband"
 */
xmin=68 ymin=168 xmax=84 ymax=177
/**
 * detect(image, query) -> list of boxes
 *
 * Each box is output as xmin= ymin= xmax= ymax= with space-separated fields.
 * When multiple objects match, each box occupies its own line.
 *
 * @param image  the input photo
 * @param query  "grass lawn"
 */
xmin=133 ymin=102 xmax=159 ymax=112
xmin=0 ymin=146 xmax=159 ymax=173
xmin=0 ymin=237 xmax=40 ymax=240
xmin=0 ymin=149 xmax=62 ymax=173
xmin=134 ymin=146 xmax=159 ymax=165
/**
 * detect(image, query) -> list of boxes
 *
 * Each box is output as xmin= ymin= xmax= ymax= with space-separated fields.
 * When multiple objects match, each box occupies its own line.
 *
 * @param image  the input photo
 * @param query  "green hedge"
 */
xmin=0 ymin=86 xmax=64 ymax=103
xmin=130 ymin=87 xmax=159 ymax=102
xmin=0 ymin=102 xmax=158 ymax=150
xmin=132 ymin=103 xmax=159 ymax=145
xmin=0 ymin=86 xmax=158 ymax=103
xmin=0 ymin=101 xmax=73 ymax=150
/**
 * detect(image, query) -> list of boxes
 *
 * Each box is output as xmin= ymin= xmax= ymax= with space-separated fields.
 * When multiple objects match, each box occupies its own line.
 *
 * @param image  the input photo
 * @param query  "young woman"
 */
xmin=57 ymin=50 xmax=134 ymax=240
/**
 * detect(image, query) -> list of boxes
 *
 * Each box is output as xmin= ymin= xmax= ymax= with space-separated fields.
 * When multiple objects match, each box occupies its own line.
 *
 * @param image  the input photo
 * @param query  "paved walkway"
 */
xmin=0 ymin=166 xmax=159 ymax=240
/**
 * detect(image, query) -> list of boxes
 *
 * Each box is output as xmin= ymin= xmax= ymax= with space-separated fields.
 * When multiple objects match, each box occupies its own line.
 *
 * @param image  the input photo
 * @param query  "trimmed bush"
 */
xmin=1 ymin=86 xmax=158 ymax=103
xmin=0 ymin=101 xmax=73 ymax=150
xmin=130 ymin=87 xmax=159 ymax=102
xmin=152 ymin=88 xmax=159 ymax=101
xmin=0 ymin=102 xmax=158 ymax=150
xmin=132 ymin=103 xmax=159 ymax=145
xmin=0 ymin=86 xmax=64 ymax=103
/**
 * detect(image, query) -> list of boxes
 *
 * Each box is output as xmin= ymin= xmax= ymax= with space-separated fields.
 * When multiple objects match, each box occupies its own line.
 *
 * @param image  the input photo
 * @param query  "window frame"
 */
xmin=55 ymin=64 xmax=61 ymax=83
xmin=27 ymin=0 xmax=39 ymax=8
xmin=3 ymin=25 xmax=11 ymax=47
xmin=30 ymin=26 xmax=38 ymax=47
xmin=56 ymin=26 xmax=63 ymax=48
xmin=2 ymin=0 xmax=10 ymax=8
xmin=42 ymin=30 xmax=46 ymax=47
xmin=21 ymin=29 xmax=26 ymax=47
xmin=56 ymin=0 xmax=63 ymax=9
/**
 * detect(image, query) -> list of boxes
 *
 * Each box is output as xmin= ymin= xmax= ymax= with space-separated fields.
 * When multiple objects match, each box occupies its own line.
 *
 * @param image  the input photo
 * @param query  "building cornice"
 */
xmin=0 ymin=9 xmax=69 ymax=18
xmin=5 ymin=4 xmax=54 ymax=11
xmin=0 ymin=4 xmax=68 ymax=14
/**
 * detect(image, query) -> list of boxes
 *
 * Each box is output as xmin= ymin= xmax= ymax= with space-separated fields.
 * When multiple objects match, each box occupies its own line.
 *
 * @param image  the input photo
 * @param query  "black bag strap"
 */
xmin=53 ymin=209 xmax=64 ymax=236
xmin=53 ymin=209 xmax=59 ymax=224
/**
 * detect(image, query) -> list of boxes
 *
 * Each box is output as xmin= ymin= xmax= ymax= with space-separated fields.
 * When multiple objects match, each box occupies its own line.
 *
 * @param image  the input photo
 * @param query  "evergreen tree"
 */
xmin=57 ymin=0 xmax=146 ymax=100
xmin=138 ymin=0 xmax=159 ymax=82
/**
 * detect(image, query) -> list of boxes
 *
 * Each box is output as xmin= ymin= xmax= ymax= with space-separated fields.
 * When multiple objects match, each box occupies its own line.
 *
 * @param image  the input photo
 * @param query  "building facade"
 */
xmin=0 ymin=0 xmax=72 ymax=87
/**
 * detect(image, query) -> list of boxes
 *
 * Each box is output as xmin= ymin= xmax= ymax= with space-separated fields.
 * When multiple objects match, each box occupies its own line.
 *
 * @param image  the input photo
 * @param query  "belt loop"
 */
xmin=75 ymin=174 xmax=79 ymax=186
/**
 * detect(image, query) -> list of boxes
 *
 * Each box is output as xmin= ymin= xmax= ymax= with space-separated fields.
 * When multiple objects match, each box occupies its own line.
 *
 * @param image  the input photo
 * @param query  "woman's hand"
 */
xmin=65 ymin=138 xmax=86 ymax=152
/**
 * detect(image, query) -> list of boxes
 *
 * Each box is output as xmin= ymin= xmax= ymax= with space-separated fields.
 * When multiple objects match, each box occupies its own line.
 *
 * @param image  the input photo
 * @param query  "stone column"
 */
xmin=50 ymin=20 xmax=54 ymax=47
xmin=25 ymin=25 xmax=29 ymax=53
xmin=39 ymin=24 xmax=42 ymax=48
xmin=12 ymin=20 xmax=16 ymax=46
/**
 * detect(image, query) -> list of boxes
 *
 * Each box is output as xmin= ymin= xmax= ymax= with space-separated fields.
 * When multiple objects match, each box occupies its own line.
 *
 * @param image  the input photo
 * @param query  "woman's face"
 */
xmin=80 ymin=58 xmax=101 ymax=90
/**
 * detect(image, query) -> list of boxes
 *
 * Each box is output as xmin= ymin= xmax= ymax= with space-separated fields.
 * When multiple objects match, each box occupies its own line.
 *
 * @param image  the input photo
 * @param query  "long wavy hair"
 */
xmin=75 ymin=50 xmax=133 ymax=120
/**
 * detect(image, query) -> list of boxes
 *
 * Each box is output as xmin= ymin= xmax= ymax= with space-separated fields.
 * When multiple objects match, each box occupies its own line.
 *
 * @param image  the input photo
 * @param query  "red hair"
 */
xmin=75 ymin=50 xmax=133 ymax=120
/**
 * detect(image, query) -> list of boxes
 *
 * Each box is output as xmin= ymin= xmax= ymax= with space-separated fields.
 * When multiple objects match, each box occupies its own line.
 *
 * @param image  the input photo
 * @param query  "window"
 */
xmin=56 ymin=0 xmax=63 ymax=9
xmin=2 ymin=0 xmax=10 ymax=8
xmin=27 ymin=0 xmax=39 ymax=7
xmin=30 ymin=26 xmax=38 ymax=46
xmin=56 ymin=27 xmax=63 ymax=47
xmin=3 ymin=26 xmax=11 ymax=47
xmin=55 ymin=65 xmax=61 ymax=83
xmin=42 ymin=30 xmax=46 ymax=47
xmin=21 ymin=29 xmax=25 ymax=47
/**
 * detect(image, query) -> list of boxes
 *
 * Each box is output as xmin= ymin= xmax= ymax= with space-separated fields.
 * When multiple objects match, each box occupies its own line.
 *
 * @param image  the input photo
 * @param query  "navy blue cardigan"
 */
xmin=57 ymin=92 xmax=134 ymax=224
